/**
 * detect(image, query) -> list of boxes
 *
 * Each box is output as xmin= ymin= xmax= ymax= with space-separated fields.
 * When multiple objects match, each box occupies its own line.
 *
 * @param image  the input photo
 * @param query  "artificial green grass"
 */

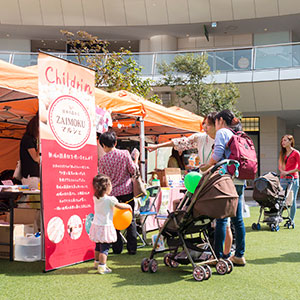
xmin=1 ymin=206 xmax=300 ymax=300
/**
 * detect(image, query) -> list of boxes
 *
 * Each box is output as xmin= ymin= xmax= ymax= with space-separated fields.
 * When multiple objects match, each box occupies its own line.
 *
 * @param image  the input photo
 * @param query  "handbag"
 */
xmin=13 ymin=160 xmax=22 ymax=181
xmin=132 ymin=168 xmax=147 ymax=197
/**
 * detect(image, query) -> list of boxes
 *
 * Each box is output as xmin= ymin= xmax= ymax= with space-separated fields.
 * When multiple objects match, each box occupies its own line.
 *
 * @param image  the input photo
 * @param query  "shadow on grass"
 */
xmin=247 ymin=252 xmax=300 ymax=265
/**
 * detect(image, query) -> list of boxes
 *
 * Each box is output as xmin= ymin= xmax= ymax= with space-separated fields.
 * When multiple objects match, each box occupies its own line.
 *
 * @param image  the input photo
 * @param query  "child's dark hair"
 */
xmin=93 ymin=174 xmax=111 ymax=198
xmin=99 ymin=131 xmax=117 ymax=148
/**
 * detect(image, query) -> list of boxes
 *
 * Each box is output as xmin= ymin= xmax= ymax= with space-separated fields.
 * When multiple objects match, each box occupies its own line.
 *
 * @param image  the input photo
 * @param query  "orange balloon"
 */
xmin=113 ymin=208 xmax=132 ymax=230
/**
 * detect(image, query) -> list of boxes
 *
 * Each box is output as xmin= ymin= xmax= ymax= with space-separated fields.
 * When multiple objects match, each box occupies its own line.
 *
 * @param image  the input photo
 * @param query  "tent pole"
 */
xmin=139 ymin=117 xmax=146 ymax=182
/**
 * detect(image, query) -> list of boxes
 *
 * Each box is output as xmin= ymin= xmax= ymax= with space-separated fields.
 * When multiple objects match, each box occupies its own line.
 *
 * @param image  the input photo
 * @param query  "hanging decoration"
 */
xmin=95 ymin=106 xmax=112 ymax=133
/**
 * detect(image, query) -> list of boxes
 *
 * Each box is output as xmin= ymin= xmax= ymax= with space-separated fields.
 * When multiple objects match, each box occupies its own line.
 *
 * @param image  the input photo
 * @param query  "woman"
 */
xmin=201 ymin=110 xmax=246 ymax=266
xmin=20 ymin=114 xmax=40 ymax=189
xmin=98 ymin=130 xmax=139 ymax=255
xmin=146 ymin=112 xmax=216 ymax=166
xmin=278 ymin=135 xmax=300 ymax=226
xmin=167 ymin=149 xmax=185 ymax=170
xmin=147 ymin=112 xmax=233 ymax=257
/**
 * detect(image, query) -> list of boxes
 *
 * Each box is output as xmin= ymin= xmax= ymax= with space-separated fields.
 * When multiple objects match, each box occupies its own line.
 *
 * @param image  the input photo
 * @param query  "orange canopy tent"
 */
xmin=108 ymin=91 xmax=203 ymax=179
xmin=110 ymin=91 xmax=203 ymax=142
xmin=0 ymin=60 xmax=39 ymax=172
xmin=0 ymin=60 xmax=203 ymax=178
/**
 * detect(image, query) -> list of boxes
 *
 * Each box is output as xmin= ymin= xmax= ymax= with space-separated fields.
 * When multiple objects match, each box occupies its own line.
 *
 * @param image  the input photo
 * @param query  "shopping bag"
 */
xmin=132 ymin=169 xmax=146 ymax=197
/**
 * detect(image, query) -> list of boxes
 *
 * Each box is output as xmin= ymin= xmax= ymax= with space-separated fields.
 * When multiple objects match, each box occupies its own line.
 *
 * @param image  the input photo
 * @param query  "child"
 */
xmin=89 ymin=174 xmax=132 ymax=274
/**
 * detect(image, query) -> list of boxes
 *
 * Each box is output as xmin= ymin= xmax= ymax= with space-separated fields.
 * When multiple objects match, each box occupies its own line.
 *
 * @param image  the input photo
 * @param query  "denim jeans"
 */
xmin=280 ymin=177 xmax=299 ymax=222
xmin=215 ymin=184 xmax=246 ymax=258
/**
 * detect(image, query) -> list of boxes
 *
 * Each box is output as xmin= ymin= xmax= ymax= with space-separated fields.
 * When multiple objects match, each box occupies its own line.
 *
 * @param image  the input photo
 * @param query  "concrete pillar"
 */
xmin=149 ymin=35 xmax=177 ymax=52
xmin=259 ymin=116 xmax=286 ymax=174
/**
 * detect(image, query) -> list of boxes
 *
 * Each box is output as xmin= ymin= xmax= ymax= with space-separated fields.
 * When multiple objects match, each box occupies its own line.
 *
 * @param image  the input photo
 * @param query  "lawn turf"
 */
xmin=1 ymin=206 xmax=300 ymax=300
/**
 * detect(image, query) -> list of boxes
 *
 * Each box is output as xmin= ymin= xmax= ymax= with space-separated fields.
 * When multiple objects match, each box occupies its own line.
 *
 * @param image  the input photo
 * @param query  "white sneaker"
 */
xmin=94 ymin=261 xmax=99 ymax=269
xmin=98 ymin=265 xmax=112 ymax=274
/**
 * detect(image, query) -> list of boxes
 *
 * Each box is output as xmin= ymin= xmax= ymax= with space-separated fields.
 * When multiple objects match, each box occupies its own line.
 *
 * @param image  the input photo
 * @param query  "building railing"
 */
xmin=2 ymin=42 xmax=300 ymax=79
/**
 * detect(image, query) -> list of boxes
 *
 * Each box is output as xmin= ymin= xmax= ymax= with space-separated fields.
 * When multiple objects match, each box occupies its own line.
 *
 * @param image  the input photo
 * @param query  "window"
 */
xmin=241 ymin=117 xmax=259 ymax=132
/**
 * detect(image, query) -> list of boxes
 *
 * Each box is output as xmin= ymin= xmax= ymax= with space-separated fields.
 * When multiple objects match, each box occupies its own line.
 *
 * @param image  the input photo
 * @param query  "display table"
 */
xmin=144 ymin=186 xmax=186 ymax=232
xmin=0 ymin=189 xmax=40 ymax=261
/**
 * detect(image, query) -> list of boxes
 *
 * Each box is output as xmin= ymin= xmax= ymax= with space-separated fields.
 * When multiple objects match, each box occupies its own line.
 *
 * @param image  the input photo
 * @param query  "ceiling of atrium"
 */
xmin=1 ymin=2 xmax=300 ymax=41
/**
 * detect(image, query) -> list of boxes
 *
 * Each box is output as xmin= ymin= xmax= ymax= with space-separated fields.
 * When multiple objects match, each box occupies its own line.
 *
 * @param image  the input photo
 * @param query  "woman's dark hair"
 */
xmin=215 ymin=109 xmax=239 ymax=127
xmin=171 ymin=148 xmax=185 ymax=170
xmin=99 ymin=131 xmax=117 ymax=148
xmin=25 ymin=114 xmax=39 ymax=138
xmin=202 ymin=112 xmax=217 ymax=127
xmin=93 ymin=174 xmax=111 ymax=198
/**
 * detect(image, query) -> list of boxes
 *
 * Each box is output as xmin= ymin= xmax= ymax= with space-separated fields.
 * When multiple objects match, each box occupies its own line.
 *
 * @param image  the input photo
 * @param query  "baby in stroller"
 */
xmin=141 ymin=159 xmax=239 ymax=281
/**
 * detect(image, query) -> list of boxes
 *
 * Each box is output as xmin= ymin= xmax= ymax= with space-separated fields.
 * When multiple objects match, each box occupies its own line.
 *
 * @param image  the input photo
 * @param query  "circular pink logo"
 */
xmin=48 ymin=95 xmax=91 ymax=150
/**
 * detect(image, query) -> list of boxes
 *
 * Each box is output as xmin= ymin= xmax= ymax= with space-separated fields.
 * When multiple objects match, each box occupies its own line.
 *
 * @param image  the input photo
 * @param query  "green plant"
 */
xmin=61 ymin=30 xmax=162 ymax=104
xmin=157 ymin=53 xmax=241 ymax=117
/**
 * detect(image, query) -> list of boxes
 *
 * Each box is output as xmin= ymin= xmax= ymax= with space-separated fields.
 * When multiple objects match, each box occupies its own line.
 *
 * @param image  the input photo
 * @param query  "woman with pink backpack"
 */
xmin=200 ymin=110 xmax=251 ymax=266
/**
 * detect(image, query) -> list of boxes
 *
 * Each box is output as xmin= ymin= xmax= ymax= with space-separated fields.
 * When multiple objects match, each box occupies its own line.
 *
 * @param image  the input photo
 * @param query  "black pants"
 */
xmin=112 ymin=193 xmax=137 ymax=254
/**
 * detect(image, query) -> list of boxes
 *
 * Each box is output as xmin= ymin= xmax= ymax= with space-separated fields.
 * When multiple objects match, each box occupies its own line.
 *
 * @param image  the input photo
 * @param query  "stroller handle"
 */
xmin=211 ymin=159 xmax=240 ymax=174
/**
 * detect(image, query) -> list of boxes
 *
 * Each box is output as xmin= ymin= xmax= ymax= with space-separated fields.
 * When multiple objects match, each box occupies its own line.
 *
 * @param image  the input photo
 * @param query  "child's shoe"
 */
xmin=98 ymin=265 xmax=112 ymax=274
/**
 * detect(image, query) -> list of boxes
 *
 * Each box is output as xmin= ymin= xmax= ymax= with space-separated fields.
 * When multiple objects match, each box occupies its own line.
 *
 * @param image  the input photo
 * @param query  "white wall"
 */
xmin=253 ymin=31 xmax=291 ymax=46
xmin=260 ymin=116 xmax=286 ymax=174
xmin=0 ymin=39 xmax=31 ymax=52
xmin=177 ymin=34 xmax=252 ymax=50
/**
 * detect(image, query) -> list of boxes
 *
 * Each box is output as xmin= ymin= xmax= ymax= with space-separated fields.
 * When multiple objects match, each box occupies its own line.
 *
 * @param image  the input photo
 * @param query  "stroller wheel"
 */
xmin=275 ymin=225 xmax=280 ymax=232
xmin=170 ymin=259 xmax=179 ymax=268
xmin=141 ymin=258 xmax=150 ymax=272
xmin=149 ymin=259 xmax=158 ymax=273
xmin=216 ymin=260 xmax=229 ymax=275
xmin=251 ymin=223 xmax=257 ymax=230
xmin=203 ymin=265 xmax=212 ymax=280
xmin=163 ymin=254 xmax=172 ymax=267
xmin=270 ymin=224 xmax=275 ymax=232
xmin=193 ymin=266 xmax=206 ymax=282
xmin=256 ymin=223 xmax=261 ymax=231
xmin=224 ymin=259 xmax=234 ymax=274
xmin=286 ymin=221 xmax=295 ymax=229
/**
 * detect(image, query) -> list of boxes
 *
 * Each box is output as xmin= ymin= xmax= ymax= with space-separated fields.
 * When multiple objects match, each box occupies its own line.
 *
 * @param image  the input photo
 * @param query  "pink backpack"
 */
xmin=227 ymin=130 xmax=258 ymax=180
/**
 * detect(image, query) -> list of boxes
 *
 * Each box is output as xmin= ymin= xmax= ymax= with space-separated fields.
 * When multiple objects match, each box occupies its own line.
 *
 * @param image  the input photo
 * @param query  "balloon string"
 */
xmin=125 ymin=192 xmax=144 ymax=204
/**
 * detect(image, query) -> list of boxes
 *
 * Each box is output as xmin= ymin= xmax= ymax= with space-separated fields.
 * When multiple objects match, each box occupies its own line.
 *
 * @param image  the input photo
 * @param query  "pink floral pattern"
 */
xmin=99 ymin=149 xmax=137 ymax=196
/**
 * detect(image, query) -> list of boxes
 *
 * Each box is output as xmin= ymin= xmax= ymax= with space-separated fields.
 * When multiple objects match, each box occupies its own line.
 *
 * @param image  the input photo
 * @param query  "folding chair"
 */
xmin=136 ymin=185 xmax=161 ymax=246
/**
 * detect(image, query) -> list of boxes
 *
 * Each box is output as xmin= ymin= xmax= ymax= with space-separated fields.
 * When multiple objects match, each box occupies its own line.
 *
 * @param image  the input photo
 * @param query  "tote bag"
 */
xmin=132 ymin=169 xmax=147 ymax=197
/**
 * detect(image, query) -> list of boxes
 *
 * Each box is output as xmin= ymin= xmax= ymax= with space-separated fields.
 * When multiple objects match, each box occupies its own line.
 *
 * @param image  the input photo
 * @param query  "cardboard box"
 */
xmin=6 ymin=208 xmax=39 ymax=224
xmin=154 ymin=168 xmax=182 ymax=187
xmin=0 ymin=224 xmax=35 ymax=243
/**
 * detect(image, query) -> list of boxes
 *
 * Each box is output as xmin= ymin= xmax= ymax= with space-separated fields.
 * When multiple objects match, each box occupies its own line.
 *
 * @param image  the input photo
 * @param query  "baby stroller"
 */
xmin=140 ymin=159 xmax=240 ymax=281
xmin=252 ymin=172 xmax=294 ymax=231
